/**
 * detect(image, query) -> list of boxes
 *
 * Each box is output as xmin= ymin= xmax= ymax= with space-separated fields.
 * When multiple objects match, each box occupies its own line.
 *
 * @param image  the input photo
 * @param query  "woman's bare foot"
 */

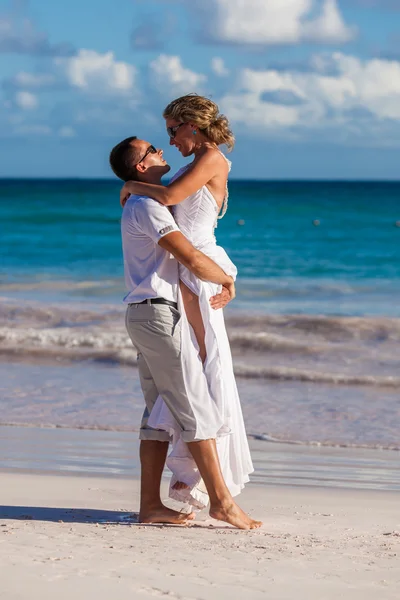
xmin=139 ymin=505 xmax=195 ymax=525
xmin=210 ymin=501 xmax=262 ymax=530
xmin=172 ymin=481 xmax=190 ymax=491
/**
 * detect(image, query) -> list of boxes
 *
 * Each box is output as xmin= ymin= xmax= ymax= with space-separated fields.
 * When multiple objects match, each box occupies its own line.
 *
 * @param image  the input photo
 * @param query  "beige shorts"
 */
xmin=125 ymin=303 xmax=200 ymax=443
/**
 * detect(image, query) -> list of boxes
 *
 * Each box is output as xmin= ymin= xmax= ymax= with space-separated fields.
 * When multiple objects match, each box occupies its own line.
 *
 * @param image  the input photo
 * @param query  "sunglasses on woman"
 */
xmin=137 ymin=144 xmax=157 ymax=165
xmin=166 ymin=123 xmax=185 ymax=139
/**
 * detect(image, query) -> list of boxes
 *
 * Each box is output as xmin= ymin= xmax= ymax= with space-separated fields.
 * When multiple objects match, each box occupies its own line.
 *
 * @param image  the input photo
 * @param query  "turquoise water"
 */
xmin=1 ymin=179 xmax=400 ymax=449
xmin=1 ymin=178 xmax=400 ymax=315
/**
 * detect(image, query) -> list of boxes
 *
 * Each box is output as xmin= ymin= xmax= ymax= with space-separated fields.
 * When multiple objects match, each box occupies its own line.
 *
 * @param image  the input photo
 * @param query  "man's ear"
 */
xmin=136 ymin=163 xmax=146 ymax=174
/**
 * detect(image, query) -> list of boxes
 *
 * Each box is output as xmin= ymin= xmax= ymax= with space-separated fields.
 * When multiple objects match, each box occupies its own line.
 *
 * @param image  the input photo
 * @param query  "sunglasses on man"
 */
xmin=136 ymin=144 xmax=157 ymax=165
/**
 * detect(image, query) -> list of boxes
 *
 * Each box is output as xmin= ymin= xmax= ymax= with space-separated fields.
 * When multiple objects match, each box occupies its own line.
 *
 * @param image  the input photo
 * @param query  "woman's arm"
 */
xmin=120 ymin=150 xmax=227 ymax=207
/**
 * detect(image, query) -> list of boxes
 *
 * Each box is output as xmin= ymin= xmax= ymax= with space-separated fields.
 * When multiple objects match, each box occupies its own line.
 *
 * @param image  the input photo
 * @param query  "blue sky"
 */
xmin=1 ymin=0 xmax=400 ymax=179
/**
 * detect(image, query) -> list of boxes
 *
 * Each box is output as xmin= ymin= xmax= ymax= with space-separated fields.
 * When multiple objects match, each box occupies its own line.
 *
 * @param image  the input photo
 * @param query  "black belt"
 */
xmin=129 ymin=298 xmax=178 ymax=309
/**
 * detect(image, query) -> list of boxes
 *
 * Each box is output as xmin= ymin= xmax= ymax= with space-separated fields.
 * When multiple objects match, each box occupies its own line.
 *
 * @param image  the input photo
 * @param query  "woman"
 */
xmin=121 ymin=94 xmax=253 ymax=510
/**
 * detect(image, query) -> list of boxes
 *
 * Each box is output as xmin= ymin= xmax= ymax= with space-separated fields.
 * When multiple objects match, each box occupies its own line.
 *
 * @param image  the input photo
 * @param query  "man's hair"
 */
xmin=109 ymin=136 xmax=141 ymax=181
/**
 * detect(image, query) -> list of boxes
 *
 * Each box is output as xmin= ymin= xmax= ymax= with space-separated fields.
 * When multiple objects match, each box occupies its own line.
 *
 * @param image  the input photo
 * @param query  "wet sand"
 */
xmin=1 ymin=425 xmax=399 ymax=491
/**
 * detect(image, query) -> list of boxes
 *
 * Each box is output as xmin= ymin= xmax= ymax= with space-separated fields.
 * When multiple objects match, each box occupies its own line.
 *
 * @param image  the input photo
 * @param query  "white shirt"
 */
xmin=121 ymin=195 xmax=180 ymax=304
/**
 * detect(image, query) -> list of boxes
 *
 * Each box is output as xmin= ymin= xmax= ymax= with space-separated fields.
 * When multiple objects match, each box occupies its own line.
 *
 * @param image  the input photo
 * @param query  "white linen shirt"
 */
xmin=121 ymin=194 xmax=180 ymax=304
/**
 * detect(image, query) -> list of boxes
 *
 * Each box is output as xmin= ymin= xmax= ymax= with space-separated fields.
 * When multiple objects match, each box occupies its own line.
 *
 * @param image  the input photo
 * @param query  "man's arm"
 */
xmin=159 ymin=231 xmax=235 ymax=299
xmin=120 ymin=150 xmax=227 ymax=207
xmin=132 ymin=197 xmax=235 ymax=304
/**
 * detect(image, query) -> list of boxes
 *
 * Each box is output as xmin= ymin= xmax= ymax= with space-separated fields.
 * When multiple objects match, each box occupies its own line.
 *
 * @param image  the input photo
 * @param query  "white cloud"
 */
xmin=11 ymin=71 xmax=56 ymax=88
xmin=312 ymin=53 xmax=400 ymax=120
xmin=15 ymin=91 xmax=37 ymax=110
xmin=303 ymin=0 xmax=356 ymax=43
xmin=55 ymin=49 xmax=136 ymax=93
xmin=219 ymin=53 xmax=400 ymax=139
xmin=193 ymin=0 xmax=355 ymax=45
xmin=211 ymin=57 xmax=230 ymax=77
xmin=0 ymin=7 xmax=73 ymax=56
xmin=14 ymin=124 xmax=51 ymax=136
xmin=59 ymin=126 xmax=76 ymax=138
xmin=7 ymin=50 xmax=137 ymax=98
xmin=150 ymin=54 xmax=207 ymax=97
xmin=1 ymin=47 xmax=141 ymax=142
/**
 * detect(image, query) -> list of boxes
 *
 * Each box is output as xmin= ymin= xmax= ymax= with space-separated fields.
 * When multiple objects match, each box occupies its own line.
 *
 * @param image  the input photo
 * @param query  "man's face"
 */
xmin=131 ymin=139 xmax=170 ymax=179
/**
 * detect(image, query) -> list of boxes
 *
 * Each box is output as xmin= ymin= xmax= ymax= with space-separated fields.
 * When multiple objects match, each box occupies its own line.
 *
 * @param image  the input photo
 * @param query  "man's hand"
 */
xmin=209 ymin=279 xmax=236 ymax=310
xmin=120 ymin=182 xmax=135 ymax=208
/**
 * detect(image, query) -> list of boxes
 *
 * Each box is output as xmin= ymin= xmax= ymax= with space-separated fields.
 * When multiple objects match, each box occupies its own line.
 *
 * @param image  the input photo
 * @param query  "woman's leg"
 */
xmin=172 ymin=281 xmax=207 ymax=492
xmin=180 ymin=280 xmax=207 ymax=364
xmin=187 ymin=438 xmax=262 ymax=530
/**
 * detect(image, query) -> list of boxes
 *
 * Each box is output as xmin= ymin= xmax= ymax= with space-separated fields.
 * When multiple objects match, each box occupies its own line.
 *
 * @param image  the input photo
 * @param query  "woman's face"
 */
xmin=165 ymin=117 xmax=195 ymax=157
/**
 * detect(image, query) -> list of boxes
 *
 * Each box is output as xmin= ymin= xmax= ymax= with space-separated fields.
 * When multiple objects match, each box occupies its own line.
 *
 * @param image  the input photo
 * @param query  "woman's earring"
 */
xmin=193 ymin=129 xmax=197 ymax=135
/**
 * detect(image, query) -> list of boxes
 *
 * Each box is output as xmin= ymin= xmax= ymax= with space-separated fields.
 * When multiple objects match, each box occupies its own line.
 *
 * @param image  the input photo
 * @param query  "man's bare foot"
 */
xmin=172 ymin=481 xmax=190 ymax=491
xmin=139 ymin=505 xmax=195 ymax=525
xmin=210 ymin=501 xmax=262 ymax=530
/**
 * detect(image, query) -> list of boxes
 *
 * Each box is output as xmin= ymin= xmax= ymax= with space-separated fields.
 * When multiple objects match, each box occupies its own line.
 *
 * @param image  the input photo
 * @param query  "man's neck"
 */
xmin=139 ymin=175 xmax=163 ymax=186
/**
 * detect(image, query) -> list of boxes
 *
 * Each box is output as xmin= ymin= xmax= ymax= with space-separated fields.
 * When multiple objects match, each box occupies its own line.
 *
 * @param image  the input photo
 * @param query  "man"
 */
xmin=110 ymin=137 xmax=261 ymax=530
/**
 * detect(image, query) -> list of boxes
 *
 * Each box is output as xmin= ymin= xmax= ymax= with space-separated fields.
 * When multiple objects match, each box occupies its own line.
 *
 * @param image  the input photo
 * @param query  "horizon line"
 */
xmin=1 ymin=177 xmax=400 ymax=183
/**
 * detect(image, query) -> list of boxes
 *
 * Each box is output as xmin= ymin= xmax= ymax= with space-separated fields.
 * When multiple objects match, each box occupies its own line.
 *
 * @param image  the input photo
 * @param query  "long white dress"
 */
xmin=147 ymin=161 xmax=254 ymax=510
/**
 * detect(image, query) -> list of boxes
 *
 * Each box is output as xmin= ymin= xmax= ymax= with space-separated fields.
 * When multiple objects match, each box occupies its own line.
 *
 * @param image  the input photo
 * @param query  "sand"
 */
xmin=1 ymin=471 xmax=399 ymax=600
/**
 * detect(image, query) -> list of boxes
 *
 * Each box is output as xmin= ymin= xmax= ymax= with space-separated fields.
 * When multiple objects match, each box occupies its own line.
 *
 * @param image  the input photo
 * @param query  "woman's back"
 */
xmin=171 ymin=154 xmax=230 ymax=249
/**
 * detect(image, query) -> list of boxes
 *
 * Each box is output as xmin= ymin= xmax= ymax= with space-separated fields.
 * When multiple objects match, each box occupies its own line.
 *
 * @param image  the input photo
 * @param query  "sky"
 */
xmin=1 ymin=0 xmax=400 ymax=179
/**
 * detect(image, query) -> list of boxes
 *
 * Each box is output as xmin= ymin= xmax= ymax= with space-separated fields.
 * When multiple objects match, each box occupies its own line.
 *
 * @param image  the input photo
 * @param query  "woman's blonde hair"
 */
xmin=163 ymin=94 xmax=235 ymax=152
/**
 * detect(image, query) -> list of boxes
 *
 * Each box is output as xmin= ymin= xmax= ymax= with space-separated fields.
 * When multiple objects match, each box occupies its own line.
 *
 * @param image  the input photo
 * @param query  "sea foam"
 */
xmin=2 ymin=300 xmax=399 ymax=388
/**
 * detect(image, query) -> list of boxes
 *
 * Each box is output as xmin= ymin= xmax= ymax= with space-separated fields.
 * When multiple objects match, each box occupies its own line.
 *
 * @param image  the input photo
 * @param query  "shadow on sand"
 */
xmin=0 ymin=505 xmax=235 ymax=529
xmin=0 ymin=505 xmax=138 ymax=524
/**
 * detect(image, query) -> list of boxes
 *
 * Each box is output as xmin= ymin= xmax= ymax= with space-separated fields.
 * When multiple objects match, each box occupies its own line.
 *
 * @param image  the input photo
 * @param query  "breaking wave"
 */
xmin=1 ymin=300 xmax=400 ymax=388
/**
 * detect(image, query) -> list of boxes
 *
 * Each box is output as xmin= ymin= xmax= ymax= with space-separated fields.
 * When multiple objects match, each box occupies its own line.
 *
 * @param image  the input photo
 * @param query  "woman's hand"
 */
xmin=120 ymin=181 xmax=136 ymax=208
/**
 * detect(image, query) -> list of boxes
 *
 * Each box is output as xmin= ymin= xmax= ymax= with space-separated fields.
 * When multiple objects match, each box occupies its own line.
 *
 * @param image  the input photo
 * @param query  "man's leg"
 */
xmin=136 ymin=352 xmax=194 ymax=524
xmin=139 ymin=440 xmax=194 ymax=524
xmin=139 ymin=438 xmax=257 ymax=529
xmin=127 ymin=304 xmax=261 ymax=530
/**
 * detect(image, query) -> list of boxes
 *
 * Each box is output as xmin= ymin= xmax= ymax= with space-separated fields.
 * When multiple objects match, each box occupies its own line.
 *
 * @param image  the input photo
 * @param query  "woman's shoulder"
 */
xmin=195 ymin=146 xmax=230 ymax=171
xmin=201 ymin=145 xmax=228 ymax=160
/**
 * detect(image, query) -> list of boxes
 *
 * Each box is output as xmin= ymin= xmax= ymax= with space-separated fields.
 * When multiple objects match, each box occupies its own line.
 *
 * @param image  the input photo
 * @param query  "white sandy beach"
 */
xmin=1 ymin=471 xmax=399 ymax=600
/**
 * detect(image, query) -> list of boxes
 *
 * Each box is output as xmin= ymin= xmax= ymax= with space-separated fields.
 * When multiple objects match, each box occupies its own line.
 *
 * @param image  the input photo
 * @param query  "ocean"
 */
xmin=1 ymin=179 xmax=400 ymax=460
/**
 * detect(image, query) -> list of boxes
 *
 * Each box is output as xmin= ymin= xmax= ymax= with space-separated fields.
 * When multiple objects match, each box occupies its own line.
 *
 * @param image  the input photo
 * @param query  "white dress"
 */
xmin=147 ymin=161 xmax=254 ymax=509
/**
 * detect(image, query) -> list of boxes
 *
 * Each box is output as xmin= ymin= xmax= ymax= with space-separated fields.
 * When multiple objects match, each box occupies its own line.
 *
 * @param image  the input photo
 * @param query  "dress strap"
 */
xmin=218 ymin=151 xmax=232 ymax=173
xmin=215 ymin=151 xmax=230 ymax=227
